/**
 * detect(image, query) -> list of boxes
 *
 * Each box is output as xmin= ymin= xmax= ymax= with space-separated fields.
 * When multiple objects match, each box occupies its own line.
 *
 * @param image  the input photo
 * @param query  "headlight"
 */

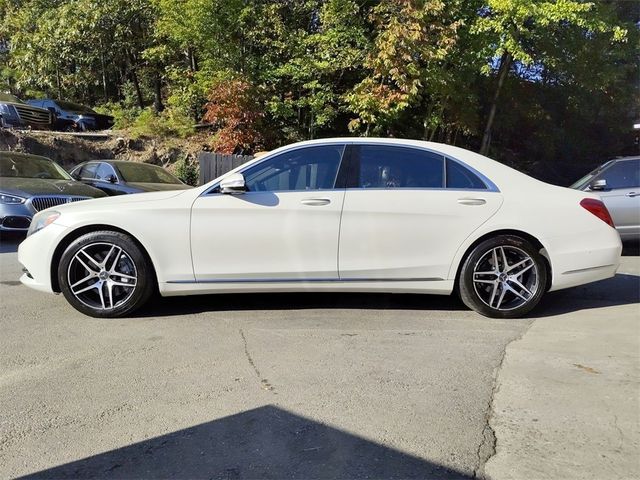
xmin=27 ymin=211 xmax=60 ymax=237
xmin=0 ymin=193 xmax=26 ymax=204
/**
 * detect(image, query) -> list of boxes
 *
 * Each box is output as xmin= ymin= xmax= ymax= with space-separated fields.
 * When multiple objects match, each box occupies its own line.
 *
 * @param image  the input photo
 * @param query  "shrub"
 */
xmin=173 ymin=155 xmax=199 ymax=186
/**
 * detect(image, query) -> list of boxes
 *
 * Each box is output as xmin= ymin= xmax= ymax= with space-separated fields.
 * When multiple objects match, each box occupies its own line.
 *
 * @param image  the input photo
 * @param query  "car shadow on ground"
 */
xmin=534 ymin=272 xmax=640 ymax=317
xmin=20 ymin=405 xmax=471 ymax=480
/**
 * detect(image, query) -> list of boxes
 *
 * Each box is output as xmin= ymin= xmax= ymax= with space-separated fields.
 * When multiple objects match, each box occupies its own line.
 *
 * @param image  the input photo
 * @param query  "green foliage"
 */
xmin=173 ymin=155 xmax=199 ymax=186
xmin=1 ymin=0 xmax=637 ymax=182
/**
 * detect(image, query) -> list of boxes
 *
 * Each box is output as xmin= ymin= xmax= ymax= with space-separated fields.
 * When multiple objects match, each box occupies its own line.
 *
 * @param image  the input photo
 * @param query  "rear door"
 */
xmin=338 ymin=144 xmax=503 ymax=281
xmin=592 ymin=158 xmax=640 ymax=240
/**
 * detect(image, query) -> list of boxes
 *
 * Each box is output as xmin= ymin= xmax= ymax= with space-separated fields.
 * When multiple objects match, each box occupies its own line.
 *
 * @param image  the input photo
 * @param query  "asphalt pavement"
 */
xmin=0 ymin=234 xmax=637 ymax=479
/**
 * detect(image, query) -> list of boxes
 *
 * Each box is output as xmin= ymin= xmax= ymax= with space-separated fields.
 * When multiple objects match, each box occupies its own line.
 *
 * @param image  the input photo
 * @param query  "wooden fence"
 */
xmin=198 ymin=152 xmax=254 ymax=185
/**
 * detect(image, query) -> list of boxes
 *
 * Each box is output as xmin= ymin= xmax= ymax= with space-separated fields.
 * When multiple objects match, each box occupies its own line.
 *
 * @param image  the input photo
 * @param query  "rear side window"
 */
xmin=597 ymin=159 xmax=640 ymax=190
xmin=446 ymin=158 xmax=487 ymax=189
xmin=354 ymin=145 xmax=444 ymax=189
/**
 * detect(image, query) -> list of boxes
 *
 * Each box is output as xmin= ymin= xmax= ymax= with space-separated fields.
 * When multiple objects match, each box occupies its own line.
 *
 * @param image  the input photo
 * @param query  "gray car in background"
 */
xmin=0 ymin=152 xmax=106 ymax=232
xmin=571 ymin=156 xmax=640 ymax=241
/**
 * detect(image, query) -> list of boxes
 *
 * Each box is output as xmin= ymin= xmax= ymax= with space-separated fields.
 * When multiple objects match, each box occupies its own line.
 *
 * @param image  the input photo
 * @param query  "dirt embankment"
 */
xmin=0 ymin=129 xmax=208 ymax=172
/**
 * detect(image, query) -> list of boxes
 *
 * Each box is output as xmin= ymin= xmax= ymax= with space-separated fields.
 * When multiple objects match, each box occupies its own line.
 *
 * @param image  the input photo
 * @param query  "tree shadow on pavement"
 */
xmin=19 ymin=405 xmax=471 ymax=480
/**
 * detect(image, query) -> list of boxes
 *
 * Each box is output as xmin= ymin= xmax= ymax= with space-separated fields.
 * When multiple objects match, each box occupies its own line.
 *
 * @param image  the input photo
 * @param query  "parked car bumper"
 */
xmin=543 ymin=225 xmax=622 ymax=291
xmin=0 ymin=202 xmax=35 ymax=231
xmin=18 ymin=222 xmax=70 ymax=294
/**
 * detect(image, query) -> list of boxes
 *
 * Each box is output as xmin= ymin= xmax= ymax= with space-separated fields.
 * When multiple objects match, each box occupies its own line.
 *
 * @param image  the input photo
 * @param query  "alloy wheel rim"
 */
xmin=472 ymin=245 xmax=539 ymax=312
xmin=67 ymin=242 xmax=137 ymax=310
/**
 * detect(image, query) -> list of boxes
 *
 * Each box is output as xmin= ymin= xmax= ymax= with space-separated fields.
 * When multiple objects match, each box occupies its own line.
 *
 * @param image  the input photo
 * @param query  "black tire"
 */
xmin=458 ymin=235 xmax=548 ymax=319
xmin=58 ymin=230 xmax=155 ymax=318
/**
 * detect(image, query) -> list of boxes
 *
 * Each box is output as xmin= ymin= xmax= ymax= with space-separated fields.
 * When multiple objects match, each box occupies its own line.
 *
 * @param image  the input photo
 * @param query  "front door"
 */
xmin=190 ymin=144 xmax=347 ymax=281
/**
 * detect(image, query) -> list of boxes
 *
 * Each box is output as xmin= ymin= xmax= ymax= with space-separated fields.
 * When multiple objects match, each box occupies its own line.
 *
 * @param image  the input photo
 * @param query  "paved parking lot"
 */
xmin=0 ymin=235 xmax=638 ymax=479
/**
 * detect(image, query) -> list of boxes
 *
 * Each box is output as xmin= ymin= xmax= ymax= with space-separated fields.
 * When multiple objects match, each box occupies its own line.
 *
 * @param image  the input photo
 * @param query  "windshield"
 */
xmin=56 ymin=100 xmax=96 ymax=114
xmin=570 ymin=160 xmax=614 ymax=189
xmin=116 ymin=162 xmax=182 ymax=184
xmin=0 ymin=154 xmax=72 ymax=180
xmin=0 ymin=92 xmax=24 ymax=104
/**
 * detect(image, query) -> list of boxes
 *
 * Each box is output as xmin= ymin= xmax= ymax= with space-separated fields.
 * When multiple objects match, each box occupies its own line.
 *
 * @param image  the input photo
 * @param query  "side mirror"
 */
xmin=590 ymin=179 xmax=607 ymax=191
xmin=219 ymin=172 xmax=246 ymax=194
xmin=106 ymin=174 xmax=117 ymax=184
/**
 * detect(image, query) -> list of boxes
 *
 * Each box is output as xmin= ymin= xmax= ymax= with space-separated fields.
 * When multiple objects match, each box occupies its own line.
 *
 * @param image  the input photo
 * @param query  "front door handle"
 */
xmin=301 ymin=198 xmax=331 ymax=206
xmin=626 ymin=192 xmax=639 ymax=197
xmin=457 ymin=197 xmax=487 ymax=206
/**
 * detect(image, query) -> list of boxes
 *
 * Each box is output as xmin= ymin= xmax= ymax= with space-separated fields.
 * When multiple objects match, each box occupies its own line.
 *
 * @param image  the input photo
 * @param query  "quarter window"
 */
xmin=446 ymin=158 xmax=487 ymax=189
xmin=354 ymin=145 xmax=444 ymax=189
xmin=243 ymin=145 xmax=345 ymax=192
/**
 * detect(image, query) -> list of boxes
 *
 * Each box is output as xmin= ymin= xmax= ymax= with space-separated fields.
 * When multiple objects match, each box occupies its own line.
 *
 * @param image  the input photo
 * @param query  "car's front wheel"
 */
xmin=58 ymin=231 xmax=155 ymax=318
xmin=458 ymin=235 xmax=547 ymax=318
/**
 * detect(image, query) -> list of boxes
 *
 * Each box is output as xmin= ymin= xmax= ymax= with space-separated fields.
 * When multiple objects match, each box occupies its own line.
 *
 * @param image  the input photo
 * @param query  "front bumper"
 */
xmin=0 ymin=202 xmax=34 ymax=231
xmin=18 ymin=222 xmax=69 ymax=294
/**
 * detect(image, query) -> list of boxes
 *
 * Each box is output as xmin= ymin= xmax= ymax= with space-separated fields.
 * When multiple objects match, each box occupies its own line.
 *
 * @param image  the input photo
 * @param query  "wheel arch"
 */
xmin=50 ymin=224 xmax=158 ymax=293
xmin=452 ymin=229 xmax=552 ymax=293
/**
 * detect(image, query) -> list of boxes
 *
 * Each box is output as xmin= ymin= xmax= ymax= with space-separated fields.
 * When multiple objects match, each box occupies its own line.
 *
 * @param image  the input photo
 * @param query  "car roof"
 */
xmin=0 ymin=151 xmax=53 ymax=162
xmin=610 ymin=156 xmax=640 ymax=162
xmin=85 ymin=160 xmax=166 ymax=169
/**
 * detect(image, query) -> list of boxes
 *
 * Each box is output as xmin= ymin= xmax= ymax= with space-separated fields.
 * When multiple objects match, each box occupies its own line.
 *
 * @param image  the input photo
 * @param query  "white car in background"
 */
xmin=18 ymin=138 xmax=622 ymax=319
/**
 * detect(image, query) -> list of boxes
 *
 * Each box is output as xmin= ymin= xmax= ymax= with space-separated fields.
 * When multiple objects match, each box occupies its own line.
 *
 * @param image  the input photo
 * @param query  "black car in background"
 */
xmin=69 ymin=160 xmax=192 ymax=196
xmin=26 ymin=99 xmax=114 ymax=131
xmin=0 ymin=93 xmax=53 ymax=130
xmin=0 ymin=152 xmax=106 ymax=232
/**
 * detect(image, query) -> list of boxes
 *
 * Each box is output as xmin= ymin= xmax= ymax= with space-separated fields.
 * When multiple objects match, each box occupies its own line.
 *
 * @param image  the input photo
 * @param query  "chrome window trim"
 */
xmin=201 ymin=141 xmax=500 ymax=196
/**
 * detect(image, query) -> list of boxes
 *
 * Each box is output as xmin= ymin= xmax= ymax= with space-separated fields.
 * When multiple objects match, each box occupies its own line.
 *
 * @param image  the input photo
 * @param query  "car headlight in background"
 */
xmin=27 ymin=211 xmax=60 ymax=237
xmin=0 ymin=193 xmax=26 ymax=204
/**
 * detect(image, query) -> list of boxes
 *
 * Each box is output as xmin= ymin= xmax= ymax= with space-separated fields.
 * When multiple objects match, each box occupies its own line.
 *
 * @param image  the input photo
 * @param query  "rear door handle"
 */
xmin=626 ymin=192 xmax=639 ymax=197
xmin=457 ymin=197 xmax=487 ymax=206
xmin=301 ymin=198 xmax=331 ymax=206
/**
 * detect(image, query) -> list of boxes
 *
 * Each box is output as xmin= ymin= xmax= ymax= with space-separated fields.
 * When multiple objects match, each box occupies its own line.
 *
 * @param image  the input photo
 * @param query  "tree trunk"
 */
xmin=480 ymin=51 xmax=512 ymax=155
xmin=131 ymin=68 xmax=144 ymax=109
xmin=100 ymin=50 xmax=108 ymax=102
xmin=153 ymin=72 xmax=164 ymax=112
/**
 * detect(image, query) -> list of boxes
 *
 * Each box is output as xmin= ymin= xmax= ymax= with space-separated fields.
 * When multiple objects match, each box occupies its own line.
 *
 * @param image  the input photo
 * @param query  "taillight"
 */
xmin=580 ymin=198 xmax=614 ymax=227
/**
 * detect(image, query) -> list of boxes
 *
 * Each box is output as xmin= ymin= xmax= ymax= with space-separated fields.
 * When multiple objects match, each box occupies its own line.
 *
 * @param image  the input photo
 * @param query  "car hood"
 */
xmin=126 ymin=182 xmax=193 ymax=192
xmin=0 ymin=177 xmax=107 ymax=198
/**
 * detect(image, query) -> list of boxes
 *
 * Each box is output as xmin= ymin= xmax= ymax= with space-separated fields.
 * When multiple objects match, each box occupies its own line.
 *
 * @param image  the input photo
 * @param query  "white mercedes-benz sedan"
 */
xmin=18 ymin=138 xmax=622 ymax=318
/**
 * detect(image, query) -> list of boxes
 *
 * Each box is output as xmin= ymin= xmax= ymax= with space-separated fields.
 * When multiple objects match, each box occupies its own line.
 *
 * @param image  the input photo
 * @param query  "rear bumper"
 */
xmin=544 ymin=226 xmax=622 ymax=292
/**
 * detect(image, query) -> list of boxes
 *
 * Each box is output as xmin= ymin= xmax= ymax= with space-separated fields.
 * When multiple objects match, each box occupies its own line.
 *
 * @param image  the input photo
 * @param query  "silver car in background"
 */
xmin=0 ymin=152 xmax=106 ymax=232
xmin=571 ymin=156 xmax=640 ymax=241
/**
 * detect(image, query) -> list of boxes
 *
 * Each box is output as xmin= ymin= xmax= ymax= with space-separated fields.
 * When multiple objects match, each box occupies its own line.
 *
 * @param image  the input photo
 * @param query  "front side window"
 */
xmin=243 ymin=145 xmax=345 ymax=192
xmin=96 ymin=163 xmax=117 ymax=182
xmin=79 ymin=163 xmax=98 ymax=179
xmin=596 ymin=159 xmax=640 ymax=190
xmin=354 ymin=145 xmax=444 ymax=189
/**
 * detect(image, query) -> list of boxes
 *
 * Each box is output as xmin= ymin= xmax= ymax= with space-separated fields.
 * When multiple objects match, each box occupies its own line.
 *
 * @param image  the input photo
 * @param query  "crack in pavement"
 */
xmin=238 ymin=328 xmax=276 ymax=394
xmin=473 ymin=320 xmax=536 ymax=479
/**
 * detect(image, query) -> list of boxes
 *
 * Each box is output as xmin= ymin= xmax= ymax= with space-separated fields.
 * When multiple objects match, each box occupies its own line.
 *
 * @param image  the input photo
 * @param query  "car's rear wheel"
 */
xmin=458 ymin=235 xmax=547 ymax=318
xmin=58 ymin=231 xmax=154 ymax=318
